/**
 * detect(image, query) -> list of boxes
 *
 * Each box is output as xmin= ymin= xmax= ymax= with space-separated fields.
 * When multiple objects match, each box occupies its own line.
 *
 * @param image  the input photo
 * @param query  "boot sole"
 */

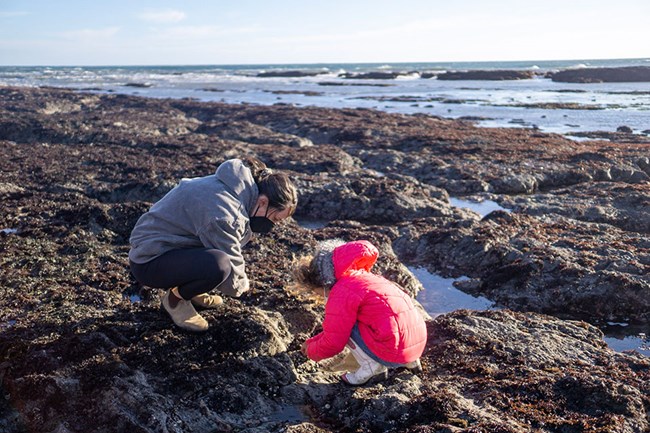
xmin=341 ymin=370 xmax=388 ymax=386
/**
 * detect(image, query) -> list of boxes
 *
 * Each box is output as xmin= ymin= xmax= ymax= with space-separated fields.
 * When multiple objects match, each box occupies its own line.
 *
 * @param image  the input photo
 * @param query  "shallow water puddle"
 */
xmin=266 ymin=404 xmax=312 ymax=424
xmin=123 ymin=293 xmax=142 ymax=303
xmin=410 ymin=266 xmax=649 ymax=356
xmin=0 ymin=228 xmax=18 ymax=235
xmin=449 ymin=197 xmax=509 ymax=217
xmin=295 ymin=219 xmax=329 ymax=230
xmin=564 ymin=135 xmax=601 ymax=142
xmin=601 ymin=324 xmax=650 ymax=357
xmin=410 ymin=267 xmax=495 ymax=318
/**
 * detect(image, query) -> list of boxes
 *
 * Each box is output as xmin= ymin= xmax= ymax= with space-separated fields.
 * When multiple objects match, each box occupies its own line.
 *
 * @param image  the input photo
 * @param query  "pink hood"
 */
xmin=332 ymin=240 xmax=378 ymax=279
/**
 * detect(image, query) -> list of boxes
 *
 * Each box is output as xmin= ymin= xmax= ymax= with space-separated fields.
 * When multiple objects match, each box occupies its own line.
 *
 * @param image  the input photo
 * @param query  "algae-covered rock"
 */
xmin=0 ymin=86 xmax=648 ymax=432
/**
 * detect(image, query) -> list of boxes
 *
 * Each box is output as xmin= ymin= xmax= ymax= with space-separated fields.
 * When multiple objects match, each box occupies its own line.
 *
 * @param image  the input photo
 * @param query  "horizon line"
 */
xmin=1 ymin=56 xmax=649 ymax=69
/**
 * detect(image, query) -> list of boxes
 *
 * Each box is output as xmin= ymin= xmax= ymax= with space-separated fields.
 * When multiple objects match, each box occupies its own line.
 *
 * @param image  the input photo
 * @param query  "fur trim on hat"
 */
xmin=310 ymin=239 xmax=346 ymax=289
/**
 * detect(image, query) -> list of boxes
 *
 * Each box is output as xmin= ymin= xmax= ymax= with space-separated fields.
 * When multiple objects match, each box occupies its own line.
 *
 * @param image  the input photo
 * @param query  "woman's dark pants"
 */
xmin=130 ymin=248 xmax=231 ymax=300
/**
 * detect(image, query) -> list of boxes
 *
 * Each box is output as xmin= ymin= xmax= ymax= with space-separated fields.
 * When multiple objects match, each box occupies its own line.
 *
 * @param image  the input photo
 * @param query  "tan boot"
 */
xmin=340 ymin=340 xmax=388 ymax=386
xmin=191 ymin=293 xmax=223 ymax=309
xmin=161 ymin=289 xmax=209 ymax=332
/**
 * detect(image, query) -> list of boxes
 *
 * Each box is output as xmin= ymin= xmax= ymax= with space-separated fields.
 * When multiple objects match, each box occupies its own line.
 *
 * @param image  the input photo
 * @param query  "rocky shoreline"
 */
xmin=0 ymin=86 xmax=648 ymax=432
xmin=253 ymin=66 xmax=650 ymax=82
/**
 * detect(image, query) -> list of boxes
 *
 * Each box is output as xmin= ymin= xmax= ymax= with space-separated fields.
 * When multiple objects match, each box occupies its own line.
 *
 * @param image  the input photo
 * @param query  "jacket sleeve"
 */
xmin=305 ymin=283 xmax=362 ymax=362
xmin=197 ymin=218 xmax=249 ymax=297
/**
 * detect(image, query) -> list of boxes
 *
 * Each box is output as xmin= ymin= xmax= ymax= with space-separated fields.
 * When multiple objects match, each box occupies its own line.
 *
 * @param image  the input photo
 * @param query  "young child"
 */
xmin=298 ymin=239 xmax=427 ymax=385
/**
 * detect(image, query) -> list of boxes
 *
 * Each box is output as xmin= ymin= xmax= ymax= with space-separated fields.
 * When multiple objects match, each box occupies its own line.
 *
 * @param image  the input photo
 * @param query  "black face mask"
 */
xmin=250 ymin=205 xmax=276 ymax=234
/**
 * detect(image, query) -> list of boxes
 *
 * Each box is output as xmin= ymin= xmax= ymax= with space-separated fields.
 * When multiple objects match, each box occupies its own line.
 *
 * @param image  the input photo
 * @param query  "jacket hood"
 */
xmin=215 ymin=159 xmax=259 ymax=215
xmin=332 ymin=240 xmax=378 ymax=279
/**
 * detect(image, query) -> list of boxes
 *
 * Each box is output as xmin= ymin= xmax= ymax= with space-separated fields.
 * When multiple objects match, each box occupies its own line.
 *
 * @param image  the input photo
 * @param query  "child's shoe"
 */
xmin=340 ymin=340 xmax=388 ymax=386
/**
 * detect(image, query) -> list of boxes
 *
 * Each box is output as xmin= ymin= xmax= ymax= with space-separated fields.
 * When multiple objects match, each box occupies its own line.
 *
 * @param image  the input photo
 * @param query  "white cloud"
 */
xmin=139 ymin=9 xmax=186 ymax=24
xmin=59 ymin=27 xmax=120 ymax=40
xmin=153 ymin=25 xmax=258 ymax=39
xmin=157 ymin=25 xmax=222 ymax=39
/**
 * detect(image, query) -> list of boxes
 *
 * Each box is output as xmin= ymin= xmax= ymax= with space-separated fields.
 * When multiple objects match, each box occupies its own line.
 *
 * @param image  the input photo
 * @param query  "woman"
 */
xmin=298 ymin=239 xmax=427 ymax=385
xmin=129 ymin=157 xmax=298 ymax=332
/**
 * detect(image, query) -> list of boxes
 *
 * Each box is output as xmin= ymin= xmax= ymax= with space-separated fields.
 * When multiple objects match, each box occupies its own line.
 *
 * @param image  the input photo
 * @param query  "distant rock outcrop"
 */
xmin=257 ymin=70 xmax=326 ymax=78
xmin=437 ymin=70 xmax=536 ymax=80
xmin=551 ymin=66 xmax=650 ymax=83
xmin=339 ymin=71 xmax=404 ymax=79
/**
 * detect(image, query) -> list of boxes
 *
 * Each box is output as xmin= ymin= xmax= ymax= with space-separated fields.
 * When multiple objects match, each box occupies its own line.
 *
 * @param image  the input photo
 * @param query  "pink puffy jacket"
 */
xmin=305 ymin=240 xmax=427 ymax=364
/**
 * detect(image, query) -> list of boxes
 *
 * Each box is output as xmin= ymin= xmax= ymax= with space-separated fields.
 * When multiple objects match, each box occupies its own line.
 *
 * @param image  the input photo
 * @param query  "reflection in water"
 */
xmin=123 ymin=294 xmax=142 ymax=303
xmin=600 ymin=323 xmax=650 ymax=356
xmin=449 ymin=198 xmax=509 ymax=217
xmin=296 ymin=219 xmax=328 ymax=230
xmin=267 ymin=405 xmax=311 ymax=424
xmin=410 ymin=267 xmax=494 ymax=318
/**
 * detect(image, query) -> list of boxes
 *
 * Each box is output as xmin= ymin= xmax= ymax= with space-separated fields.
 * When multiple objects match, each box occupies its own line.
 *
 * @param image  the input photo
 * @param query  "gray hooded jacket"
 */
xmin=128 ymin=159 xmax=258 ymax=296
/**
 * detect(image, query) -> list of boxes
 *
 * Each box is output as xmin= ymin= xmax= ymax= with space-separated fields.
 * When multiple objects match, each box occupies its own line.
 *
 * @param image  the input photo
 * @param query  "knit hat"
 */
xmin=309 ymin=239 xmax=346 ymax=289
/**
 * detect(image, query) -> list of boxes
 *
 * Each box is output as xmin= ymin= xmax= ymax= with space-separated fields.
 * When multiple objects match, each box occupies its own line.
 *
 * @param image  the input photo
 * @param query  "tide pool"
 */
xmin=410 ymin=266 xmax=648 ymax=356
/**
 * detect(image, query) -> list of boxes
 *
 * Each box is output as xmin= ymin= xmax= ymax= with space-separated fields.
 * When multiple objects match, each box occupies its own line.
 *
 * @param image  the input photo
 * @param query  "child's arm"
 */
xmin=304 ymin=283 xmax=362 ymax=362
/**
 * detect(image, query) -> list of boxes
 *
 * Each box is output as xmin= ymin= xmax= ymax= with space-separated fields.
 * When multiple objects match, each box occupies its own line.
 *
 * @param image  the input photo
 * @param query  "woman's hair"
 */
xmin=241 ymin=156 xmax=298 ymax=216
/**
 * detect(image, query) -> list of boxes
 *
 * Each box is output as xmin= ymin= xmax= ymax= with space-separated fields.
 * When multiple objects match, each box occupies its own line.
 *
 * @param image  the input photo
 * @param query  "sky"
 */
xmin=1 ymin=0 xmax=649 ymax=66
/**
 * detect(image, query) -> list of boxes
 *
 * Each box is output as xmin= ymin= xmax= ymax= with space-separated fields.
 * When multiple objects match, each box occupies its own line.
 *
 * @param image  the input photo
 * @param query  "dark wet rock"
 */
xmin=267 ymin=90 xmax=324 ymax=97
xmin=196 ymin=120 xmax=314 ymax=147
xmin=248 ymin=143 xmax=364 ymax=178
xmin=571 ymin=131 xmax=650 ymax=144
xmin=410 ymin=310 xmax=649 ymax=433
xmin=569 ymin=130 xmax=650 ymax=144
xmin=0 ymin=85 xmax=649 ymax=433
xmin=257 ymin=71 xmax=327 ymax=78
xmin=437 ymin=70 xmax=535 ymax=80
xmin=457 ymin=115 xmax=494 ymax=121
xmin=393 ymin=211 xmax=650 ymax=324
xmin=339 ymin=72 xmax=404 ymax=80
xmin=500 ymin=182 xmax=650 ymax=233
xmin=552 ymin=89 xmax=588 ymax=93
xmin=536 ymin=168 xmax=595 ymax=189
xmin=317 ymin=81 xmax=394 ymax=87
xmin=609 ymin=166 xmax=650 ymax=183
xmin=551 ymin=66 xmax=650 ymax=83
xmin=497 ymin=102 xmax=606 ymax=110
xmin=295 ymin=171 xmax=452 ymax=224
xmin=617 ymin=125 xmax=634 ymax=133
xmin=637 ymin=157 xmax=650 ymax=176
xmin=352 ymin=95 xmax=444 ymax=103
xmin=490 ymin=173 xmax=538 ymax=194
xmin=124 ymin=82 xmax=152 ymax=88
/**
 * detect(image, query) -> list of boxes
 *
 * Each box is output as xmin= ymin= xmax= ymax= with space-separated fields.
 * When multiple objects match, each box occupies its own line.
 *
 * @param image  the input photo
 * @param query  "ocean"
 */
xmin=1 ymin=57 xmax=649 ymax=136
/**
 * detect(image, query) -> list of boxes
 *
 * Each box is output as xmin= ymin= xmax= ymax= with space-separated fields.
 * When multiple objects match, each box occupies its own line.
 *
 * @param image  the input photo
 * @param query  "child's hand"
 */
xmin=300 ymin=342 xmax=308 ymax=356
